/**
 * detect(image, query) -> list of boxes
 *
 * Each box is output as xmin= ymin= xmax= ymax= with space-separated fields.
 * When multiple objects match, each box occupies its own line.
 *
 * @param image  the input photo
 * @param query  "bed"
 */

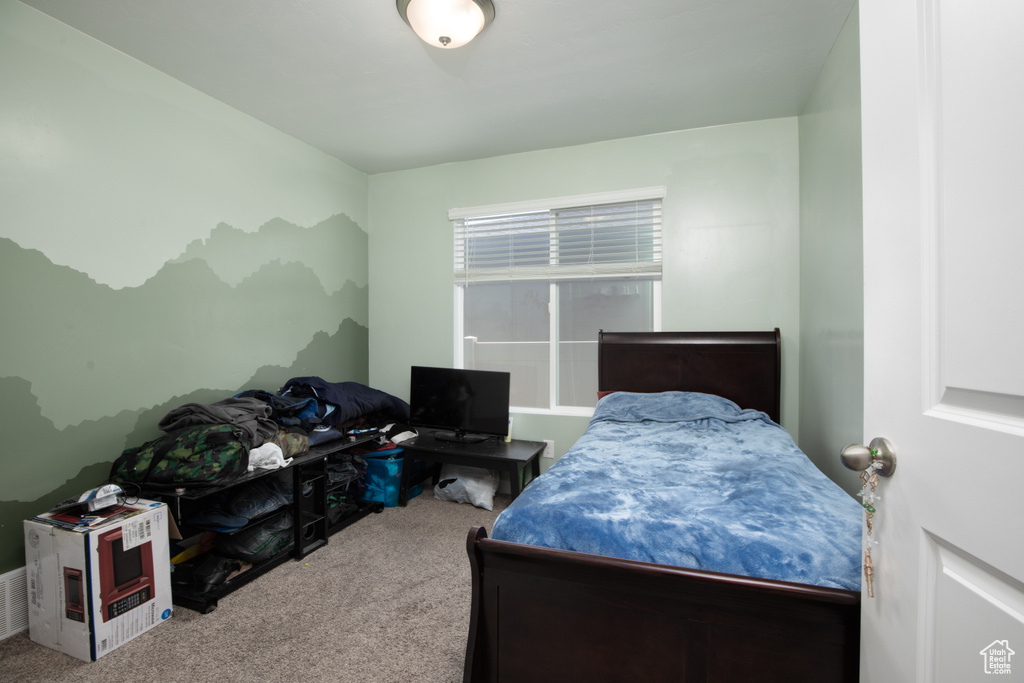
xmin=463 ymin=330 xmax=862 ymax=683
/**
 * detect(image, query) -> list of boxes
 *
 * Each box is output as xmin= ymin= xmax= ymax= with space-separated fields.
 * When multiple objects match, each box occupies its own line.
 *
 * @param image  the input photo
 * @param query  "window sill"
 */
xmin=511 ymin=406 xmax=595 ymax=419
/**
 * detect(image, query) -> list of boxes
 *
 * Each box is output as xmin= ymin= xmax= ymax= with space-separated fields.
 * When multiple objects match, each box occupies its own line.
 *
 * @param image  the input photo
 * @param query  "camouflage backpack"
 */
xmin=110 ymin=423 xmax=250 ymax=491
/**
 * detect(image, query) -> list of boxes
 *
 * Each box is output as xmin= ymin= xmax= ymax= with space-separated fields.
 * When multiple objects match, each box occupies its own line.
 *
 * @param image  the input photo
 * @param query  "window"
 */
xmin=451 ymin=188 xmax=663 ymax=412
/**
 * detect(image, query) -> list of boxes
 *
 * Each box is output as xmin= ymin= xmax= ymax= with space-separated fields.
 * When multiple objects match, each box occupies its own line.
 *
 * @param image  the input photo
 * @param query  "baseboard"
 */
xmin=0 ymin=566 xmax=29 ymax=640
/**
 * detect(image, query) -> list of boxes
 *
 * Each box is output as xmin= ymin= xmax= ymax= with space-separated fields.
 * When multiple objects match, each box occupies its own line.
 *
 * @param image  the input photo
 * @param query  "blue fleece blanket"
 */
xmin=491 ymin=391 xmax=862 ymax=590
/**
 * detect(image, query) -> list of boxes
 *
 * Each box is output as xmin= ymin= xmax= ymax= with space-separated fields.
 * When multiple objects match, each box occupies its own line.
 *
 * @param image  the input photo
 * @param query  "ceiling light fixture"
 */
xmin=397 ymin=0 xmax=495 ymax=49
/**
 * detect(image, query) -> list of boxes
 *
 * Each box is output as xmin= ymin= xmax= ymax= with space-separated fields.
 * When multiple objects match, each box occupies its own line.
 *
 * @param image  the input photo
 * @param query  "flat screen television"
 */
xmin=409 ymin=366 xmax=511 ymax=443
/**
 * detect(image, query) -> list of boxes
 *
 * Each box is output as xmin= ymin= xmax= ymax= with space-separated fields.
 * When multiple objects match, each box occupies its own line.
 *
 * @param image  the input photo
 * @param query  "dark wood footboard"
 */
xmin=464 ymin=526 xmax=860 ymax=683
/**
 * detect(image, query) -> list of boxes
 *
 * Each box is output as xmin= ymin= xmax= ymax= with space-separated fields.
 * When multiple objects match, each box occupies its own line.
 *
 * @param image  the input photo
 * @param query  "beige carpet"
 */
xmin=0 ymin=493 xmax=508 ymax=683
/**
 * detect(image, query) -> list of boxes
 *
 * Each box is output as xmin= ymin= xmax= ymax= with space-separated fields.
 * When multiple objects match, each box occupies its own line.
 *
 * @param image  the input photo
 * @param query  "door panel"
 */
xmin=926 ymin=534 xmax=1024 ymax=681
xmin=860 ymin=1 xmax=1024 ymax=681
xmin=932 ymin=0 xmax=1024 ymax=412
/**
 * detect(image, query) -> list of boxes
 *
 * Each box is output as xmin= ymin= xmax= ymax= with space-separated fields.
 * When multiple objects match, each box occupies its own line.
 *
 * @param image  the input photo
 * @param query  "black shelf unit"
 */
xmin=294 ymin=454 xmax=328 ymax=559
xmin=153 ymin=435 xmax=383 ymax=614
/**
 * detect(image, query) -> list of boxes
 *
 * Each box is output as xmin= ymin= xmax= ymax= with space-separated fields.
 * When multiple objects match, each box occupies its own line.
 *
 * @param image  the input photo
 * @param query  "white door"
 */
xmin=860 ymin=1 xmax=1024 ymax=681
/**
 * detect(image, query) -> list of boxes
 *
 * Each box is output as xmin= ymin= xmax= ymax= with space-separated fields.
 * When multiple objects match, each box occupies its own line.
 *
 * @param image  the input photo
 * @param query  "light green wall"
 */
xmin=367 ymin=119 xmax=802 ymax=462
xmin=0 ymin=1 xmax=370 ymax=573
xmin=798 ymin=4 xmax=864 ymax=496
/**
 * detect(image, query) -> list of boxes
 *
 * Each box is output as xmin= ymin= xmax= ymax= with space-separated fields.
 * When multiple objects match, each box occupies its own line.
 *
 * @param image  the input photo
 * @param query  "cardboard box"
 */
xmin=24 ymin=499 xmax=173 ymax=661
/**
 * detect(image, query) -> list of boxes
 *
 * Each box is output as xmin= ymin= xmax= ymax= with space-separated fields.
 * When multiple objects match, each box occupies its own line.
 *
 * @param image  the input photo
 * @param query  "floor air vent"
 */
xmin=0 ymin=567 xmax=29 ymax=640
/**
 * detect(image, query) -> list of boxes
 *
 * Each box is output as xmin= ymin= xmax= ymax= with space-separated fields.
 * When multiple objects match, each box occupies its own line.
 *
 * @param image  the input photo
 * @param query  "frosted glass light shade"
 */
xmin=398 ymin=0 xmax=493 ymax=49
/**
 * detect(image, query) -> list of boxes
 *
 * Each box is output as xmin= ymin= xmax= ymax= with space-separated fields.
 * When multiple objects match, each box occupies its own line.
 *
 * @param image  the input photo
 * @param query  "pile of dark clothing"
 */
xmin=160 ymin=377 xmax=411 ymax=453
xmin=120 ymin=377 xmax=412 ymax=599
xmin=111 ymin=378 xmax=409 ymax=492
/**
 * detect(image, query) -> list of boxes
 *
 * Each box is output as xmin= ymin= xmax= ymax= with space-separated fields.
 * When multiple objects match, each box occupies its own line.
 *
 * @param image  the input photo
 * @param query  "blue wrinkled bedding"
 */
xmin=491 ymin=391 xmax=862 ymax=590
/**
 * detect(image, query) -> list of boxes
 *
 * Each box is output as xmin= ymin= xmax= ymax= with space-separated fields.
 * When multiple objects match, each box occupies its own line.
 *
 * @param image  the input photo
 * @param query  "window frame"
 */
xmin=450 ymin=187 xmax=665 ymax=415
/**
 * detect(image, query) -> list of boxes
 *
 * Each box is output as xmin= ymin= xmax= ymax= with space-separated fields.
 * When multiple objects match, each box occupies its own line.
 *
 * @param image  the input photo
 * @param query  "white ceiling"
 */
xmin=20 ymin=0 xmax=856 ymax=175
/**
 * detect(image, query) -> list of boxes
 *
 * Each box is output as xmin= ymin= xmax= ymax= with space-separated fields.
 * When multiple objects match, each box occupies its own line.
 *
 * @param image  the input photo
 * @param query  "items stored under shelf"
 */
xmin=168 ymin=498 xmax=382 ymax=614
xmin=151 ymin=435 xmax=384 ymax=613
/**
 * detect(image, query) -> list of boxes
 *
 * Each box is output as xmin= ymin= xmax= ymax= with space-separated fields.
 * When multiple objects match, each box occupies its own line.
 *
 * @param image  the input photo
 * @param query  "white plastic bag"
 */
xmin=433 ymin=464 xmax=500 ymax=510
xmin=247 ymin=442 xmax=292 ymax=471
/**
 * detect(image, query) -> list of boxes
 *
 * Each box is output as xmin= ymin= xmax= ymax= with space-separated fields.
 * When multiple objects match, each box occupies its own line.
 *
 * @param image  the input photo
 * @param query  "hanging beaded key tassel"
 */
xmin=858 ymin=459 xmax=881 ymax=598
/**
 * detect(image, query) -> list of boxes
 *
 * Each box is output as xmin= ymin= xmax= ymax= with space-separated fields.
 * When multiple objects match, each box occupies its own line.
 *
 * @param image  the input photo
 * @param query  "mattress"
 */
xmin=491 ymin=391 xmax=862 ymax=590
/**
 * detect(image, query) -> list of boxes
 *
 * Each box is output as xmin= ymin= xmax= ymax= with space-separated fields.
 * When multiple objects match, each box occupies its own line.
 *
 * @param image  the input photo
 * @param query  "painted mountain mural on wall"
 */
xmin=0 ymin=214 xmax=370 ymax=573
xmin=0 ymin=319 xmax=367 ymax=571
xmin=0 ymin=214 xmax=367 ymax=429
xmin=170 ymin=215 xmax=368 ymax=293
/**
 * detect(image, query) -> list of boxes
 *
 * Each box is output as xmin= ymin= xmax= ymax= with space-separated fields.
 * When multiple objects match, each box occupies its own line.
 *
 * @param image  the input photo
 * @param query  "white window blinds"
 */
xmin=454 ymin=196 xmax=663 ymax=283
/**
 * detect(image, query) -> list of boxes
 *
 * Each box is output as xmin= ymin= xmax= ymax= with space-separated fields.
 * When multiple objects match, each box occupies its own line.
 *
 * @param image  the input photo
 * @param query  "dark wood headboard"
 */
xmin=597 ymin=329 xmax=782 ymax=423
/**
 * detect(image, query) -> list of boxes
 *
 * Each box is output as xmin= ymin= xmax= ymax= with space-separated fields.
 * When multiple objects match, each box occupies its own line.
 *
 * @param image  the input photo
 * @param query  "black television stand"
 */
xmin=397 ymin=429 xmax=545 ymax=506
xmin=433 ymin=429 xmax=492 ymax=444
